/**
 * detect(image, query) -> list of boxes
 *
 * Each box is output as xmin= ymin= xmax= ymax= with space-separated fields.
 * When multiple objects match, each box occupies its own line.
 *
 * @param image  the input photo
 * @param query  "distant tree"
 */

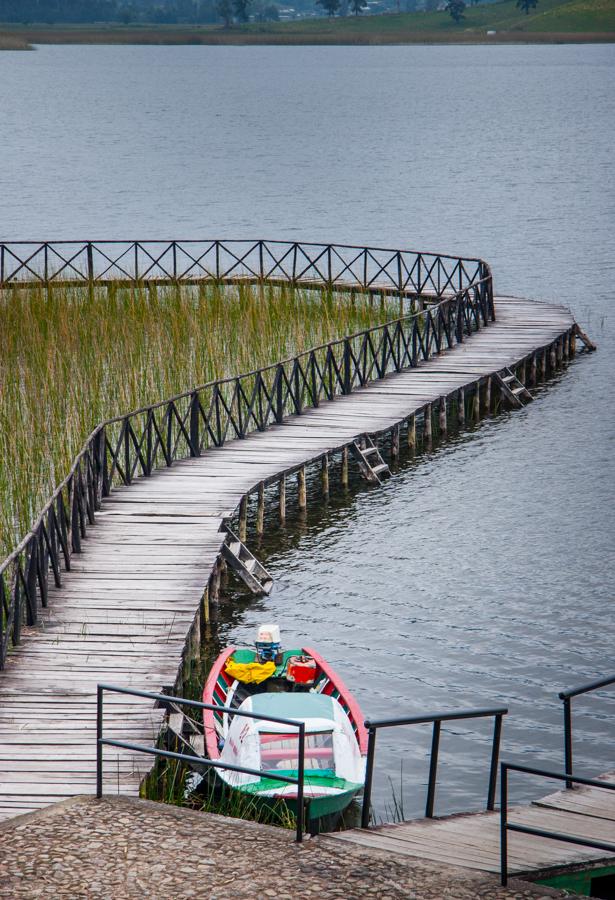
xmin=216 ymin=0 xmax=233 ymax=24
xmin=253 ymin=1 xmax=279 ymax=19
xmin=516 ymin=0 xmax=538 ymax=13
xmin=315 ymin=0 xmax=341 ymax=16
xmin=233 ymin=0 xmax=251 ymax=19
xmin=349 ymin=0 xmax=366 ymax=13
xmin=446 ymin=0 xmax=465 ymax=22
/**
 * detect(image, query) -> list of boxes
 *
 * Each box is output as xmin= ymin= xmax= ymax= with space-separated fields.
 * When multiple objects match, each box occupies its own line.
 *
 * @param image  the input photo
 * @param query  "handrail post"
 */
xmin=275 ymin=363 xmax=284 ymax=424
xmin=296 ymin=722 xmax=305 ymax=843
xmin=189 ymin=391 xmax=200 ymax=457
xmin=425 ymin=720 xmax=441 ymax=818
xmin=487 ymin=713 xmax=503 ymax=811
xmin=563 ymin=696 xmax=573 ymax=789
xmin=343 ymin=337 xmax=351 ymax=394
xmin=87 ymin=242 xmax=94 ymax=286
xmin=96 ymin=684 xmax=104 ymax=798
xmin=361 ymin=725 xmax=377 ymax=828
xmin=500 ymin=763 xmax=508 ymax=886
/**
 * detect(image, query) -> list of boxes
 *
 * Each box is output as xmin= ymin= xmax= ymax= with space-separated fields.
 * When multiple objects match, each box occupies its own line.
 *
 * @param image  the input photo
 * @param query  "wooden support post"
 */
xmin=239 ymin=495 xmax=248 ymax=542
xmin=407 ymin=415 xmax=416 ymax=451
xmin=563 ymin=333 xmax=569 ymax=360
xmin=438 ymin=396 xmax=447 ymax=438
xmin=570 ymin=328 xmax=576 ymax=356
xmin=202 ymin=584 xmax=210 ymax=625
xmin=457 ymin=388 xmax=465 ymax=426
xmin=298 ymin=466 xmax=307 ymax=510
xmin=473 ymin=383 xmax=481 ymax=422
xmin=550 ymin=342 xmax=557 ymax=371
xmin=530 ymin=354 xmax=537 ymax=387
xmin=557 ymin=337 xmax=564 ymax=365
xmin=279 ymin=474 xmax=286 ymax=523
xmin=256 ymin=482 xmax=265 ymax=535
xmin=341 ymin=446 xmax=349 ymax=487
xmin=391 ymin=425 xmax=400 ymax=459
xmin=424 ymin=404 xmax=432 ymax=448
xmin=485 ymin=376 xmax=492 ymax=413
xmin=542 ymin=347 xmax=548 ymax=378
xmin=321 ymin=454 xmax=330 ymax=496
xmin=210 ymin=560 xmax=221 ymax=604
xmin=519 ymin=360 xmax=526 ymax=386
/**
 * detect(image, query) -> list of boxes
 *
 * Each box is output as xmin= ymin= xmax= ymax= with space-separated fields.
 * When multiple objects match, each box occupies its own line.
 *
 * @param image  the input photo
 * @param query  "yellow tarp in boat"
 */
xmin=225 ymin=659 xmax=276 ymax=684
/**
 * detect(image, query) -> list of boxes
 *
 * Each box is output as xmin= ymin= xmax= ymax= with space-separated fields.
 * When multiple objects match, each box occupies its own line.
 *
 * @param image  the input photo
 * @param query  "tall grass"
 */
xmin=0 ymin=280 xmax=399 ymax=559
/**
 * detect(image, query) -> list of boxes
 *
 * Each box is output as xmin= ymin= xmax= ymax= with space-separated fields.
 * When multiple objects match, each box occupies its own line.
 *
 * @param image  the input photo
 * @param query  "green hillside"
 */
xmin=3 ymin=0 xmax=614 ymax=46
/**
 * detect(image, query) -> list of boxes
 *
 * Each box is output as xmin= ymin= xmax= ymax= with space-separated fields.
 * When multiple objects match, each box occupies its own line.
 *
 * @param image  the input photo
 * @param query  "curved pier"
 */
xmin=0 ymin=288 xmax=579 ymax=820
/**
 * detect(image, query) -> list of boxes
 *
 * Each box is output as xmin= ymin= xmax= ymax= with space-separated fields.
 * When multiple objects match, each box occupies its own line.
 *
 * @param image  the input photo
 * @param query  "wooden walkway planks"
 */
xmin=328 ymin=774 xmax=615 ymax=875
xmin=0 ymin=296 xmax=576 ymax=821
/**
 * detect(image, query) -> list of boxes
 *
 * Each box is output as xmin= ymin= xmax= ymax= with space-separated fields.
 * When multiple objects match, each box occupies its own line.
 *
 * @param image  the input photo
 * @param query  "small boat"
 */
xmin=203 ymin=624 xmax=367 ymax=820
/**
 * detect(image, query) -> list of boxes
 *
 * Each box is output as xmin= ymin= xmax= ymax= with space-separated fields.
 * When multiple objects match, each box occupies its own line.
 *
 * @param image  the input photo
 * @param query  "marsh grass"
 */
xmin=0 ymin=280 xmax=398 ymax=559
xmin=144 ymin=755 xmax=296 ymax=829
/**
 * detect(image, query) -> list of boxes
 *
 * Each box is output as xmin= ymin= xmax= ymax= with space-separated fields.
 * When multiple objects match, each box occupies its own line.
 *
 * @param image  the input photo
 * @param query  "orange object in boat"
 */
xmin=286 ymin=655 xmax=317 ymax=685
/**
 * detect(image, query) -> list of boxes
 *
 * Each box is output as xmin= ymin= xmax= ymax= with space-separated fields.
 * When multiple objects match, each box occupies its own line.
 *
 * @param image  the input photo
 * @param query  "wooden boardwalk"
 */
xmin=0 ymin=295 xmax=577 ymax=821
xmin=328 ymin=772 xmax=615 ymax=876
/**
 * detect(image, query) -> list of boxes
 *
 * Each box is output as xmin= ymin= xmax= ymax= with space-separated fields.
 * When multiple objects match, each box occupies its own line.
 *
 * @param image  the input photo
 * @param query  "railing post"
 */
xmin=189 ymin=392 xmax=200 ymax=457
xmin=563 ymin=697 xmax=573 ymax=789
xmin=296 ymin=722 xmax=305 ymax=843
xmin=456 ymin=295 xmax=464 ymax=344
xmin=343 ymin=337 xmax=351 ymax=394
xmin=361 ymin=725 xmax=377 ymax=828
xmin=96 ymin=685 xmax=104 ymax=799
xmin=500 ymin=763 xmax=508 ymax=887
xmin=172 ymin=241 xmax=177 ymax=282
xmin=487 ymin=713 xmax=503 ymax=811
xmin=25 ymin=539 xmax=38 ymax=626
xmin=425 ymin=720 xmax=441 ymax=817
xmin=87 ymin=242 xmax=94 ymax=287
xmin=276 ymin=364 xmax=284 ymax=424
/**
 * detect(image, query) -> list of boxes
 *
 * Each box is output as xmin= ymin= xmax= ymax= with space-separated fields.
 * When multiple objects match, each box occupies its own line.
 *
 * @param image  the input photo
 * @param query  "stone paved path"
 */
xmin=0 ymin=796 xmax=564 ymax=899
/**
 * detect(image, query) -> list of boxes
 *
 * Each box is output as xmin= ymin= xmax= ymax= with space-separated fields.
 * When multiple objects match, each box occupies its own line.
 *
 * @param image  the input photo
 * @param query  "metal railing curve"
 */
xmin=559 ymin=672 xmax=615 ymax=788
xmin=96 ymin=683 xmax=309 ymax=842
xmin=0 ymin=240 xmax=493 ymax=670
xmin=360 ymin=705 xmax=508 ymax=827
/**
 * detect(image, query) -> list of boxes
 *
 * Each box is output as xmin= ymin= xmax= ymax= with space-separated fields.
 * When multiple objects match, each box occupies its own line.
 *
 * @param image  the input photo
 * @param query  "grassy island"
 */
xmin=0 ymin=282 xmax=398 ymax=560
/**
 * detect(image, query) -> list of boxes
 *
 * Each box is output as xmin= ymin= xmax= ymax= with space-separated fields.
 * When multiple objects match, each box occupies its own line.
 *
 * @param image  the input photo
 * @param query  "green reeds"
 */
xmin=0 ymin=281 xmax=398 ymax=560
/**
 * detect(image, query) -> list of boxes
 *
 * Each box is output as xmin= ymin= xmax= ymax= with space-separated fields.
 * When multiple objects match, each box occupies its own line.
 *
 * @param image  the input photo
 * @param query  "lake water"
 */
xmin=1 ymin=43 xmax=614 ymax=819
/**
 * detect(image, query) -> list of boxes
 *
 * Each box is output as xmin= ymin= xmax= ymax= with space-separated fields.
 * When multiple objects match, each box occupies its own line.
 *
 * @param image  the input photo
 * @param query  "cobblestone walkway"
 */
xmin=0 ymin=796 xmax=563 ymax=899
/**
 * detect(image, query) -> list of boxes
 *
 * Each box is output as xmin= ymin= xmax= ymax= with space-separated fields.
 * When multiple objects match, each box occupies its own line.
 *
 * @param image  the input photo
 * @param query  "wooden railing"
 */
xmin=0 ymin=242 xmax=493 ymax=669
xmin=0 ymin=239 xmax=488 ymax=298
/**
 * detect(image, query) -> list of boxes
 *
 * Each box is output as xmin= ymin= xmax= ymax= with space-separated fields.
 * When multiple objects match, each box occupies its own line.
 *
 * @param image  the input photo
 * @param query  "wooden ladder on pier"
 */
xmin=496 ymin=367 xmax=533 ymax=408
xmin=221 ymin=527 xmax=273 ymax=595
xmin=351 ymin=437 xmax=391 ymax=484
xmin=164 ymin=704 xmax=207 ymax=763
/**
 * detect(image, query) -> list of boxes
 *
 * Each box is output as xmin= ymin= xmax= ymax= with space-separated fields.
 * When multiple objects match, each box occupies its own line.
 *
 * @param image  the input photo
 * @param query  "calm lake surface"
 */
xmin=1 ymin=43 xmax=614 ymax=819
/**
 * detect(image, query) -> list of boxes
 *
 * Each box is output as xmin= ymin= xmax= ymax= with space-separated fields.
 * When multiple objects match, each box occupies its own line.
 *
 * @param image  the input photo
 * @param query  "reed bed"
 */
xmin=0 ymin=280 xmax=399 ymax=560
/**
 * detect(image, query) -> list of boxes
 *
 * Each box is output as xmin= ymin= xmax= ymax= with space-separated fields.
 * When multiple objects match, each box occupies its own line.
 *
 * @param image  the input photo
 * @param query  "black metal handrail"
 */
xmin=96 ymin=683 xmax=308 ymax=842
xmin=559 ymin=673 xmax=615 ymax=788
xmin=360 ymin=705 xmax=508 ymax=828
xmin=0 ymin=241 xmax=493 ymax=671
xmin=0 ymin=239 xmax=488 ymax=298
xmin=500 ymin=762 xmax=615 ymax=886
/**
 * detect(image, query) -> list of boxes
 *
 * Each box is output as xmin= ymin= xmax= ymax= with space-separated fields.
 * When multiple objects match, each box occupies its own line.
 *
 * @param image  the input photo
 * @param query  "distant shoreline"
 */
xmin=1 ymin=25 xmax=614 ymax=49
